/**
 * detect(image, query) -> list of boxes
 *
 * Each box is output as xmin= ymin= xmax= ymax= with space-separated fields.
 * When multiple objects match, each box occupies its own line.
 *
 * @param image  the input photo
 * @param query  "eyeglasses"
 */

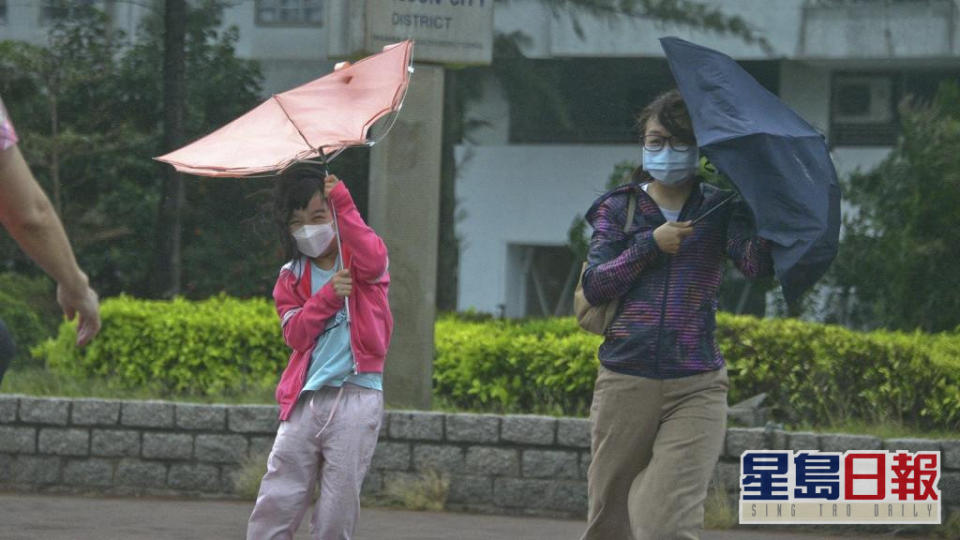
xmin=643 ymin=135 xmax=693 ymax=152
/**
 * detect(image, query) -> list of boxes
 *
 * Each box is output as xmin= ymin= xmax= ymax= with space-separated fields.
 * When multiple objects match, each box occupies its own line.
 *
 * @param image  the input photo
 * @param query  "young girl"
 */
xmin=580 ymin=90 xmax=773 ymax=540
xmin=247 ymin=168 xmax=393 ymax=540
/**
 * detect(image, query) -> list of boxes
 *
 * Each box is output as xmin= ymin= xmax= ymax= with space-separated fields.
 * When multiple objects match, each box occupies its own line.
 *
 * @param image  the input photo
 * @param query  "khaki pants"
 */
xmin=581 ymin=365 xmax=728 ymax=540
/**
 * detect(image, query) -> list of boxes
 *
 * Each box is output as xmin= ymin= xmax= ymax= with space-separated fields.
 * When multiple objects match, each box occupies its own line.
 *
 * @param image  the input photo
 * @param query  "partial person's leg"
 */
xmin=628 ymin=367 xmax=728 ymax=540
xmin=310 ymin=385 xmax=383 ymax=540
xmin=581 ymin=366 xmax=663 ymax=540
xmin=247 ymin=393 xmax=322 ymax=540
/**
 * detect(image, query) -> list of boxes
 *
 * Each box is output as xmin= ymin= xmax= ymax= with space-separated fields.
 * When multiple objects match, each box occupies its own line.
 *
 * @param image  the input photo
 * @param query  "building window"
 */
xmin=830 ymin=73 xmax=899 ymax=146
xmin=0 ymin=0 xmax=7 ymax=25
xmin=507 ymin=244 xmax=579 ymax=318
xmin=40 ymin=0 xmax=95 ymax=25
xmin=256 ymin=0 xmax=323 ymax=26
xmin=507 ymin=58 xmax=780 ymax=144
xmin=830 ymin=70 xmax=960 ymax=147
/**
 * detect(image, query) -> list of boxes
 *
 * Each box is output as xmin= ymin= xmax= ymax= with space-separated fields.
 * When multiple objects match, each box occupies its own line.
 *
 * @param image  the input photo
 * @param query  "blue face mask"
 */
xmin=643 ymin=147 xmax=699 ymax=185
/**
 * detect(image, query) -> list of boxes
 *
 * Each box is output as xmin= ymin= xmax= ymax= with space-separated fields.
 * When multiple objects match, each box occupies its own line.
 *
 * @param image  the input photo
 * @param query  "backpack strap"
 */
xmin=623 ymin=192 xmax=637 ymax=233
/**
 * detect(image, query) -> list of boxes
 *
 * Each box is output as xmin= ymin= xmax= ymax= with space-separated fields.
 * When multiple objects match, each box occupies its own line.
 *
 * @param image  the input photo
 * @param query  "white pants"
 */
xmin=247 ymin=385 xmax=383 ymax=540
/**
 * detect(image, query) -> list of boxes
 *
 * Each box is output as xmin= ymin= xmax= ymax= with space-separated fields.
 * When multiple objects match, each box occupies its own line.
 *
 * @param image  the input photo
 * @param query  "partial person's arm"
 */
xmin=273 ymin=272 xmax=345 ymax=353
xmin=725 ymin=200 xmax=774 ymax=279
xmin=0 ymin=145 xmax=100 ymax=346
xmin=325 ymin=175 xmax=389 ymax=283
xmin=582 ymin=194 xmax=663 ymax=305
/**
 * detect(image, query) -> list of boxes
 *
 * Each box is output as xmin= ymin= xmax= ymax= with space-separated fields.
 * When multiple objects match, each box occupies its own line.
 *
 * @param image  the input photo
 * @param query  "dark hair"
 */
xmin=626 ymin=89 xmax=695 ymax=184
xmin=636 ymin=89 xmax=695 ymax=144
xmin=273 ymin=165 xmax=326 ymax=262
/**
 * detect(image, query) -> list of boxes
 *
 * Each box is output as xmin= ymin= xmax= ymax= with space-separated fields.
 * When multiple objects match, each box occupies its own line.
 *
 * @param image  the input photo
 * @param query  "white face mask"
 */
xmin=292 ymin=223 xmax=335 ymax=258
xmin=643 ymin=146 xmax=700 ymax=186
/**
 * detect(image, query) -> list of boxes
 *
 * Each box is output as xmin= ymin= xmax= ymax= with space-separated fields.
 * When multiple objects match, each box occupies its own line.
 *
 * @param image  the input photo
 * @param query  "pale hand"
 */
xmin=56 ymin=280 xmax=101 ymax=347
xmin=331 ymin=268 xmax=352 ymax=297
xmin=324 ymin=174 xmax=340 ymax=199
xmin=653 ymin=221 xmax=694 ymax=255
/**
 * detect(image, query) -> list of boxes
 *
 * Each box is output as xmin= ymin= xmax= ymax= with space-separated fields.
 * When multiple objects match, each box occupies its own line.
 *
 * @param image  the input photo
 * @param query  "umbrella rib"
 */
xmin=272 ymin=95 xmax=318 ymax=155
xmin=703 ymin=132 xmax=822 ymax=146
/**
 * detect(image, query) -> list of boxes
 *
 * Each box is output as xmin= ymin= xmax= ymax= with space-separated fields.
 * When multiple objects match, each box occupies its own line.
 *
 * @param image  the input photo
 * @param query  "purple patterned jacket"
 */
xmin=582 ymin=179 xmax=773 ymax=378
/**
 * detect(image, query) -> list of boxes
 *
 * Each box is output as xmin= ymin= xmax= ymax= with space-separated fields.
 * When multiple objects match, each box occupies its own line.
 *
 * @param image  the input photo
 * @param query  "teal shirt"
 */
xmin=301 ymin=260 xmax=382 ymax=393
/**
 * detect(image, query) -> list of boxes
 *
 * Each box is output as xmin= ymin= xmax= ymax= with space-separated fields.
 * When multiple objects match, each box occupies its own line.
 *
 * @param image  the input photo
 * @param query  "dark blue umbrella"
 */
xmin=660 ymin=36 xmax=841 ymax=306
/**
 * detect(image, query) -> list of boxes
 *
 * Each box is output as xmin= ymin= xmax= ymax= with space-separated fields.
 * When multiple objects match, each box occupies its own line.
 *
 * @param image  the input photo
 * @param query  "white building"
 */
xmin=454 ymin=0 xmax=960 ymax=318
xmin=0 ymin=0 xmax=334 ymax=96
xmin=4 ymin=0 xmax=958 ymax=318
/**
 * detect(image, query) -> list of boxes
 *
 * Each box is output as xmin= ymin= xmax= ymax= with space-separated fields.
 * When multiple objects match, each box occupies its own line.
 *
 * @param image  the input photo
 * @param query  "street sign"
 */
xmin=328 ymin=0 xmax=494 ymax=65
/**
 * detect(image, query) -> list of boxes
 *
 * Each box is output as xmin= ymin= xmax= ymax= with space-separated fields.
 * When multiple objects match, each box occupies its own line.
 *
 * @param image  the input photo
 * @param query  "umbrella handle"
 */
xmin=330 ymin=201 xmax=350 ymax=324
xmin=690 ymin=193 xmax=737 ymax=225
xmin=303 ymin=155 xmax=350 ymax=322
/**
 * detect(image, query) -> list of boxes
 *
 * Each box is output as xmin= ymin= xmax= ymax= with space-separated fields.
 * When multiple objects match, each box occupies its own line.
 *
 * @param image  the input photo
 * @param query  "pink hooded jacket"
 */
xmin=271 ymin=181 xmax=393 ymax=421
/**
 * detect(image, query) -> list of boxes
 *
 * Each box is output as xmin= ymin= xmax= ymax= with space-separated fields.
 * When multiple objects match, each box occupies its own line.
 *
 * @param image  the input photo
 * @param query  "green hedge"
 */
xmin=715 ymin=316 xmax=960 ymax=431
xmin=435 ymin=314 xmax=960 ymax=431
xmin=433 ymin=316 xmax=597 ymax=416
xmin=33 ymin=297 xmax=960 ymax=431
xmin=0 ymin=272 xmax=61 ymax=368
xmin=36 ymin=295 xmax=287 ymax=396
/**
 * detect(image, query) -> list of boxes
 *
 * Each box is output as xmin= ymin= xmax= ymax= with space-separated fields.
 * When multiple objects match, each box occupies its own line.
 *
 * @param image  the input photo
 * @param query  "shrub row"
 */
xmin=36 ymin=295 xmax=287 ymax=396
xmin=436 ymin=314 xmax=960 ymax=431
xmin=33 ymin=297 xmax=960 ymax=430
xmin=716 ymin=315 xmax=960 ymax=430
xmin=433 ymin=316 xmax=596 ymax=416
xmin=0 ymin=272 xmax=61 ymax=368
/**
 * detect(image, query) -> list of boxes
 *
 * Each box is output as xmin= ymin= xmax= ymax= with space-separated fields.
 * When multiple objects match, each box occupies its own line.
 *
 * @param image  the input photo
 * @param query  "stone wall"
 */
xmin=1 ymin=395 xmax=958 ymax=519
xmin=0 ymin=395 xmax=277 ymax=496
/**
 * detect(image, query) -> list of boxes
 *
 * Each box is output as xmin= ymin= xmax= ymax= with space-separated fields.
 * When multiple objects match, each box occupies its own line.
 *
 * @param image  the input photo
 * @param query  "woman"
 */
xmin=580 ymin=90 xmax=773 ymax=540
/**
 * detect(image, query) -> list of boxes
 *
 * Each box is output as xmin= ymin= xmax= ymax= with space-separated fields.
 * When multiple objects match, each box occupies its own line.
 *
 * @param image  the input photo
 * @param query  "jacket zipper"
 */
xmin=343 ymin=275 xmax=359 ymax=376
xmin=654 ymin=257 xmax=672 ymax=376
xmin=649 ymin=184 xmax=700 ymax=375
xmin=345 ymin=273 xmax=359 ymax=376
xmin=347 ymin=304 xmax=358 ymax=376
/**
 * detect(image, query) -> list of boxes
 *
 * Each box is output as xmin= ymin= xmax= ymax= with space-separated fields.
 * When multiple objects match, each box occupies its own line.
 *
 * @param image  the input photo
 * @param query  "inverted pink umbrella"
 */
xmin=156 ymin=41 xmax=413 ymax=324
xmin=155 ymin=40 xmax=413 ymax=177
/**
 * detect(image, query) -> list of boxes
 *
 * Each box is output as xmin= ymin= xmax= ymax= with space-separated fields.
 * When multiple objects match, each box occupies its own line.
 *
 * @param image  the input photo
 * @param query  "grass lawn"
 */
xmin=1 ymin=367 xmax=275 ymax=404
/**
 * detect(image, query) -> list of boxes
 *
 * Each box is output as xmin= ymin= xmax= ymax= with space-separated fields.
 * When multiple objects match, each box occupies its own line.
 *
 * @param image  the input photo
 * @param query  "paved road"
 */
xmin=0 ymin=493 xmax=910 ymax=539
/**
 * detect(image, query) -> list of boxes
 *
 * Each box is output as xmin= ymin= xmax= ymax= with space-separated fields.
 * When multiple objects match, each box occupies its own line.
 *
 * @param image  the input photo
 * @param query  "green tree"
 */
xmin=0 ymin=3 xmax=151 ymax=288
xmin=114 ymin=0 xmax=269 ymax=298
xmin=832 ymin=81 xmax=960 ymax=332
xmin=0 ymin=1 xmax=268 ymax=299
xmin=155 ymin=0 xmax=188 ymax=298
